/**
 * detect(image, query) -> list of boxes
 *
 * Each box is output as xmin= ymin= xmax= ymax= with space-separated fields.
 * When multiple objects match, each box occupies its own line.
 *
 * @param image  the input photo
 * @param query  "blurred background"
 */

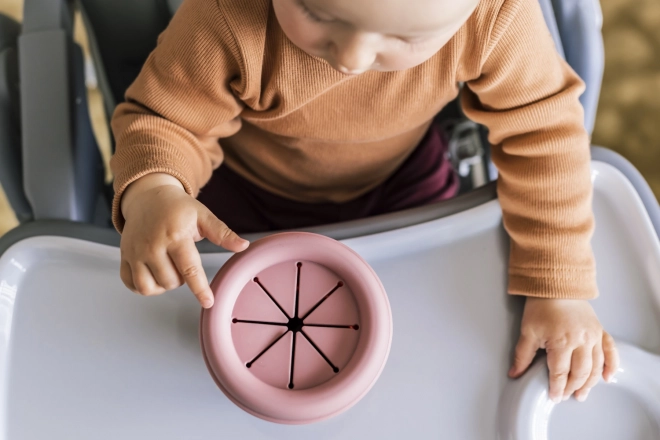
xmin=0 ymin=0 xmax=659 ymax=236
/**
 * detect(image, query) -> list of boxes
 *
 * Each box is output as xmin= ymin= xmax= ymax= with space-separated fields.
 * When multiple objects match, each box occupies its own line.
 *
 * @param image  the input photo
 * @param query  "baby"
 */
xmin=111 ymin=0 xmax=618 ymax=404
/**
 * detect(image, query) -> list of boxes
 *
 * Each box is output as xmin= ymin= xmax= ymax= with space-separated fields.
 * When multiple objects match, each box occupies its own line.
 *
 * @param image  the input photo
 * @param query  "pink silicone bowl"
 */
xmin=200 ymin=232 xmax=392 ymax=424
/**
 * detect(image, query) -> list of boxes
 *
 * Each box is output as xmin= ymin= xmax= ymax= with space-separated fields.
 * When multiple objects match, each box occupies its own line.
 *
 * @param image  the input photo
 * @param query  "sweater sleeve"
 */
xmin=109 ymin=0 xmax=244 ymax=232
xmin=460 ymin=0 xmax=597 ymax=299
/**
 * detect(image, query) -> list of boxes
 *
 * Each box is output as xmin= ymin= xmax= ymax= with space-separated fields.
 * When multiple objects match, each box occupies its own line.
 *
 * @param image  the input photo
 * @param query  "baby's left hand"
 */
xmin=508 ymin=298 xmax=619 ymax=403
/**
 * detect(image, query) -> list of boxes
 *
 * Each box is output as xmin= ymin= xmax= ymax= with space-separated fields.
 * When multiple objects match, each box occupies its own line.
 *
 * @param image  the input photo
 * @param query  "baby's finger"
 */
xmin=575 ymin=344 xmax=604 ymax=402
xmin=546 ymin=348 xmax=572 ymax=403
xmin=564 ymin=346 xmax=593 ymax=400
xmin=602 ymin=332 xmax=619 ymax=382
xmin=168 ymin=239 xmax=214 ymax=308
xmin=132 ymin=262 xmax=166 ymax=296
xmin=146 ymin=253 xmax=184 ymax=292
xmin=120 ymin=260 xmax=136 ymax=292
xmin=198 ymin=210 xmax=249 ymax=253
xmin=509 ymin=334 xmax=538 ymax=378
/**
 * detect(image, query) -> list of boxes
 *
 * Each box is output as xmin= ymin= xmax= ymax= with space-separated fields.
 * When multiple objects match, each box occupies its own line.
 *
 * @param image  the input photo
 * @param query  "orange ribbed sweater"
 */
xmin=110 ymin=0 xmax=597 ymax=299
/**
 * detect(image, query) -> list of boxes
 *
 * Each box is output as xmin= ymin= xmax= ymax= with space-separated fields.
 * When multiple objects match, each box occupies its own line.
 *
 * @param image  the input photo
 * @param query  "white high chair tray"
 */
xmin=1 ymin=161 xmax=659 ymax=439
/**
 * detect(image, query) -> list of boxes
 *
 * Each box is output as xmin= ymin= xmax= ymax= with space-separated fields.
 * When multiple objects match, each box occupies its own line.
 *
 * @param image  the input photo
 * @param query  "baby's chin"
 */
xmin=299 ymin=47 xmax=433 ymax=74
xmin=319 ymin=57 xmax=430 ymax=75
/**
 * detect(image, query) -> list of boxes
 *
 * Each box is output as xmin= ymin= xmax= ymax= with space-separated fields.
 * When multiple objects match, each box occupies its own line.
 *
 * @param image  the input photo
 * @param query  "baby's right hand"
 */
xmin=119 ymin=173 xmax=249 ymax=308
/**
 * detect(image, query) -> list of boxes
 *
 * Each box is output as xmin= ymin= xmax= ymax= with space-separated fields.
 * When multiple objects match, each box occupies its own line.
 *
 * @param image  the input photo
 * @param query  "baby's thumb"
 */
xmin=198 ymin=210 xmax=249 ymax=252
xmin=509 ymin=334 xmax=538 ymax=378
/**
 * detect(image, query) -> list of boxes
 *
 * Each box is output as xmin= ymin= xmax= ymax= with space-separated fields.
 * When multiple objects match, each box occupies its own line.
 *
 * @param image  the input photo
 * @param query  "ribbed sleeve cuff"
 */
xmin=508 ymin=267 xmax=598 ymax=299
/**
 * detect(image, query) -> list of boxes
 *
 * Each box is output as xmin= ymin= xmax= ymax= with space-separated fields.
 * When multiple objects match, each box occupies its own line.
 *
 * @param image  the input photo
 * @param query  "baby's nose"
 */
xmin=331 ymin=32 xmax=377 ymax=74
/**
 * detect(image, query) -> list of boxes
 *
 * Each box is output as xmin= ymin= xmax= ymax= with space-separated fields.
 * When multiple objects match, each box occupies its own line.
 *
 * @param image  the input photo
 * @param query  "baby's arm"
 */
xmin=110 ymin=0 xmax=248 ymax=306
xmin=461 ymin=0 xmax=618 ymax=401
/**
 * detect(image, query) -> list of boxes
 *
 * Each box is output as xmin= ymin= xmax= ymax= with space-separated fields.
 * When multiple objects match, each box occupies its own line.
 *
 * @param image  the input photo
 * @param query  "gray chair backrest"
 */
xmin=18 ymin=0 xmax=105 ymax=223
xmin=0 ymin=14 xmax=31 ymax=222
xmin=79 ymin=0 xmax=175 ymax=120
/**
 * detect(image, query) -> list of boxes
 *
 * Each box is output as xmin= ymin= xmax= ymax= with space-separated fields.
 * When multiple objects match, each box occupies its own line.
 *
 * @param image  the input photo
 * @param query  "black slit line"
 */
xmin=246 ymin=330 xmax=289 ymax=368
xmin=294 ymin=262 xmax=302 ymax=318
xmin=301 ymin=282 xmax=343 ymax=320
xmin=232 ymin=319 xmax=288 ymax=327
xmin=254 ymin=278 xmax=290 ymax=319
xmin=303 ymin=323 xmax=359 ymax=330
xmin=300 ymin=330 xmax=339 ymax=373
xmin=288 ymin=332 xmax=297 ymax=389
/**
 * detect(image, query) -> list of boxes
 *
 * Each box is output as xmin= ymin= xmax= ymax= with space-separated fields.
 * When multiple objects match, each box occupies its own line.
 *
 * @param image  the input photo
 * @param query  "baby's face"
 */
xmin=273 ymin=0 xmax=479 ymax=74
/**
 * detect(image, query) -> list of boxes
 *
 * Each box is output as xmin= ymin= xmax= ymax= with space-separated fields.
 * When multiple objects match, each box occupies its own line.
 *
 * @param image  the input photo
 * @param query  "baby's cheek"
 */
xmin=272 ymin=2 xmax=326 ymax=56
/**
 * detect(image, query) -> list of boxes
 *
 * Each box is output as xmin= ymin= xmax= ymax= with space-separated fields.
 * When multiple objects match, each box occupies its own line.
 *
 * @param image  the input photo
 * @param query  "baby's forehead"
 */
xmin=307 ymin=0 xmax=479 ymax=35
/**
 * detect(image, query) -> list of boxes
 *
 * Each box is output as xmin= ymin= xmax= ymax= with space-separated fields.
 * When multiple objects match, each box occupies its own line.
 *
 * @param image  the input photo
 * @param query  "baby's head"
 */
xmin=273 ymin=0 xmax=479 ymax=74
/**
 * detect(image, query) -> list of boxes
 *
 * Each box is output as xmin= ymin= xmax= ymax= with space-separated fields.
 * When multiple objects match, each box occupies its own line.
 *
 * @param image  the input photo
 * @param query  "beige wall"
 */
xmin=1 ymin=0 xmax=659 ymax=236
xmin=0 ymin=1 xmax=21 ymax=20
xmin=593 ymin=0 xmax=660 ymax=197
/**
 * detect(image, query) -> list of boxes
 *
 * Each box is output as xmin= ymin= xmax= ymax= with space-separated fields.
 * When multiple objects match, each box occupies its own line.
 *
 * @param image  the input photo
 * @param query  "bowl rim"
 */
xmin=200 ymin=232 xmax=392 ymax=424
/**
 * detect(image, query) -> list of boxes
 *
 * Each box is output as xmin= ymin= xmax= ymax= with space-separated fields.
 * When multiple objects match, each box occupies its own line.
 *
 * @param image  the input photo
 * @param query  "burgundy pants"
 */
xmin=197 ymin=123 xmax=458 ymax=233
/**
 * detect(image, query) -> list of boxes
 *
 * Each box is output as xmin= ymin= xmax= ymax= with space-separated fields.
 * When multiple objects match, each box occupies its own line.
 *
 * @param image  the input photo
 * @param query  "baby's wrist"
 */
xmin=121 ymin=173 xmax=185 ymax=219
xmin=525 ymin=297 xmax=589 ymax=307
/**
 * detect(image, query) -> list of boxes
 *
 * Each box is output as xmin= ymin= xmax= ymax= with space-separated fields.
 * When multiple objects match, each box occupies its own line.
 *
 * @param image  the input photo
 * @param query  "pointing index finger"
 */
xmin=168 ymin=240 xmax=214 ymax=308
